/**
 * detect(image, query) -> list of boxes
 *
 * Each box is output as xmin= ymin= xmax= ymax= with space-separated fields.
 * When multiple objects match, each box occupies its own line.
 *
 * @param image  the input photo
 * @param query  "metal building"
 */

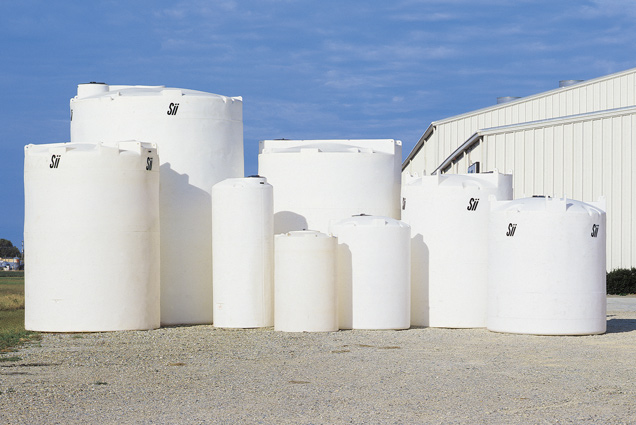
xmin=402 ymin=67 xmax=636 ymax=271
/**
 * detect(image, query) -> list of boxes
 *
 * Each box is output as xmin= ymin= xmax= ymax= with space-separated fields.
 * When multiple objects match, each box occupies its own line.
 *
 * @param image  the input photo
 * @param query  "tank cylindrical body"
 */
xmin=401 ymin=172 xmax=513 ymax=328
xmin=212 ymin=177 xmax=274 ymax=328
xmin=70 ymin=83 xmax=244 ymax=325
xmin=330 ymin=216 xmax=411 ymax=330
xmin=24 ymin=141 xmax=160 ymax=332
xmin=487 ymin=197 xmax=607 ymax=335
xmin=258 ymin=139 xmax=401 ymax=234
xmin=274 ymin=231 xmax=337 ymax=332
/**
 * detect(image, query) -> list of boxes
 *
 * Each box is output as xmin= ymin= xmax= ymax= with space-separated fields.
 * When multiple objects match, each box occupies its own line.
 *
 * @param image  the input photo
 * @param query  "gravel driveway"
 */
xmin=1 ymin=302 xmax=635 ymax=424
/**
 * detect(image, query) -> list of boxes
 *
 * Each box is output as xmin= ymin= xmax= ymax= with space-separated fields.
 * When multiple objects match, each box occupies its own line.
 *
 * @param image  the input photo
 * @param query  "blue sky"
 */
xmin=2 ymin=0 xmax=636 ymax=248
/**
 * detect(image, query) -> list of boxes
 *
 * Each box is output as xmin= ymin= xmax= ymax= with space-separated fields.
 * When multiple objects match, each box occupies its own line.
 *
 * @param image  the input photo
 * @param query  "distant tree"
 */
xmin=0 ymin=239 xmax=20 ymax=258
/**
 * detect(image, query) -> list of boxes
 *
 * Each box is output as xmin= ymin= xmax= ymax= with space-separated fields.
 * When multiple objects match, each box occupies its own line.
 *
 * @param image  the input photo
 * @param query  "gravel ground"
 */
xmin=1 ymin=306 xmax=636 ymax=424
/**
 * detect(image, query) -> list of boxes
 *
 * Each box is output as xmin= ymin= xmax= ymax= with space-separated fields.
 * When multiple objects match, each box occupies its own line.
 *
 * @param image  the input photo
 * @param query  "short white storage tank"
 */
xmin=401 ymin=172 xmax=512 ymax=328
xmin=330 ymin=215 xmax=411 ymax=330
xmin=488 ymin=196 xmax=607 ymax=335
xmin=24 ymin=141 xmax=160 ymax=332
xmin=70 ymin=83 xmax=244 ymax=325
xmin=212 ymin=176 xmax=274 ymax=328
xmin=274 ymin=231 xmax=337 ymax=332
xmin=258 ymin=139 xmax=401 ymax=234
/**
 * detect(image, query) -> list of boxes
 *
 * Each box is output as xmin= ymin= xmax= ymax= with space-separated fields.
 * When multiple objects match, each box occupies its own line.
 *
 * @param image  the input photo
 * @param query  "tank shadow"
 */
xmin=274 ymin=211 xmax=309 ymax=234
xmin=605 ymin=317 xmax=636 ymax=333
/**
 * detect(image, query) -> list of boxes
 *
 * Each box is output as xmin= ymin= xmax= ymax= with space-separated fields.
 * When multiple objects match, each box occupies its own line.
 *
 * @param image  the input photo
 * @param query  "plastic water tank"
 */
xmin=258 ymin=139 xmax=401 ymax=234
xmin=488 ymin=197 xmax=607 ymax=335
xmin=401 ymin=172 xmax=513 ymax=328
xmin=274 ymin=231 xmax=338 ymax=332
xmin=24 ymin=141 xmax=160 ymax=332
xmin=212 ymin=177 xmax=274 ymax=328
xmin=330 ymin=215 xmax=411 ymax=330
xmin=70 ymin=83 xmax=244 ymax=325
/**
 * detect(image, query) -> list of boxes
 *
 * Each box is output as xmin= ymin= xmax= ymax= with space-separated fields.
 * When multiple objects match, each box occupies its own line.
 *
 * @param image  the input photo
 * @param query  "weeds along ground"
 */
xmin=0 ymin=272 xmax=39 ymax=357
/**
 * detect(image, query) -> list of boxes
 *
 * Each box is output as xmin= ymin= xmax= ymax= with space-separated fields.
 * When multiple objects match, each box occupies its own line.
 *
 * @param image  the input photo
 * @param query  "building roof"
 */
xmin=431 ymin=105 xmax=636 ymax=175
xmin=403 ymin=66 xmax=636 ymax=171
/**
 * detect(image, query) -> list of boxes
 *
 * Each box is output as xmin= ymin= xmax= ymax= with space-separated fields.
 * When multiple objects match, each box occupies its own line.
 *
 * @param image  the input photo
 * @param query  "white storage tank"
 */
xmin=330 ymin=215 xmax=411 ymax=330
xmin=24 ymin=141 xmax=160 ymax=332
xmin=212 ymin=176 xmax=274 ymax=328
xmin=274 ymin=231 xmax=338 ymax=332
xmin=488 ymin=196 xmax=607 ymax=335
xmin=258 ymin=139 xmax=401 ymax=234
xmin=401 ymin=172 xmax=513 ymax=328
xmin=70 ymin=83 xmax=244 ymax=325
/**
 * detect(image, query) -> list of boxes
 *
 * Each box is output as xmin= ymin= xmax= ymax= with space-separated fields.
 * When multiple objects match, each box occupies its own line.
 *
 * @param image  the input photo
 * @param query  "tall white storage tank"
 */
xmin=258 ymin=139 xmax=401 ymax=234
xmin=24 ymin=141 xmax=160 ymax=332
xmin=488 ymin=197 xmax=607 ymax=335
xmin=212 ymin=176 xmax=274 ymax=328
xmin=274 ymin=231 xmax=337 ymax=332
xmin=330 ymin=216 xmax=411 ymax=330
xmin=70 ymin=83 xmax=244 ymax=325
xmin=401 ymin=172 xmax=513 ymax=328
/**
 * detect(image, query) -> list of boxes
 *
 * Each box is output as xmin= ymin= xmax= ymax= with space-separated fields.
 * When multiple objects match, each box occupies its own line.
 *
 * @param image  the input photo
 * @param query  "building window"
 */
xmin=467 ymin=162 xmax=480 ymax=174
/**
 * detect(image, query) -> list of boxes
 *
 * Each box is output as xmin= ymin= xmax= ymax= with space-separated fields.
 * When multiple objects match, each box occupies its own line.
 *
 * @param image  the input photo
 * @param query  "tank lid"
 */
xmin=73 ymin=84 xmax=239 ymax=100
xmin=491 ymin=197 xmax=605 ymax=215
xmin=276 ymin=230 xmax=332 ymax=239
xmin=25 ymin=141 xmax=157 ymax=157
xmin=77 ymin=82 xmax=109 ymax=99
xmin=405 ymin=172 xmax=511 ymax=190
xmin=246 ymin=174 xmax=268 ymax=184
xmin=259 ymin=139 xmax=400 ymax=155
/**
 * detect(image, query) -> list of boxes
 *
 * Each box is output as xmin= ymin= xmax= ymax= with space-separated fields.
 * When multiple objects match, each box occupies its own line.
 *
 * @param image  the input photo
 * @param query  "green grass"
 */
xmin=0 ymin=272 xmax=39 ymax=354
xmin=0 ymin=271 xmax=25 ymax=278
xmin=0 ymin=274 xmax=25 ymax=311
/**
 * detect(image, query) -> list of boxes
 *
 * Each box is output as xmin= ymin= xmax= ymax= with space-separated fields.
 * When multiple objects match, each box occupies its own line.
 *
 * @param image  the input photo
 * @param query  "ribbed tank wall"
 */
xmin=258 ymin=139 xmax=401 ymax=234
xmin=24 ymin=141 xmax=160 ymax=332
xmin=331 ymin=216 xmax=411 ymax=330
xmin=274 ymin=231 xmax=337 ymax=332
xmin=212 ymin=177 xmax=274 ymax=328
xmin=487 ymin=197 xmax=607 ymax=335
xmin=70 ymin=84 xmax=244 ymax=325
xmin=401 ymin=172 xmax=513 ymax=328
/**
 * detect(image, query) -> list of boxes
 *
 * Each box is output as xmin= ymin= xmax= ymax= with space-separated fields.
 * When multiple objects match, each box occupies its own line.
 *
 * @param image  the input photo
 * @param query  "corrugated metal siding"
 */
xmin=448 ymin=110 xmax=636 ymax=270
xmin=404 ymin=69 xmax=636 ymax=270
xmin=405 ymin=68 xmax=636 ymax=176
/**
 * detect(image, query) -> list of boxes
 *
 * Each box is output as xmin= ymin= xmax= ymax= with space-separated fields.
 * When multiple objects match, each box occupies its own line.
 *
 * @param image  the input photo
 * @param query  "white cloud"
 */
xmin=389 ymin=11 xmax=458 ymax=22
xmin=157 ymin=0 xmax=238 ymax=19
xmin=323 ymin=40 xmax=456 ymax=64
xmin=158 ymin=7 xmax=187 ymax=19
xmin=322 ymin=70 xmax=388 ymax=90
xmin=580 ymin=0 xmax=636 ymax=18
